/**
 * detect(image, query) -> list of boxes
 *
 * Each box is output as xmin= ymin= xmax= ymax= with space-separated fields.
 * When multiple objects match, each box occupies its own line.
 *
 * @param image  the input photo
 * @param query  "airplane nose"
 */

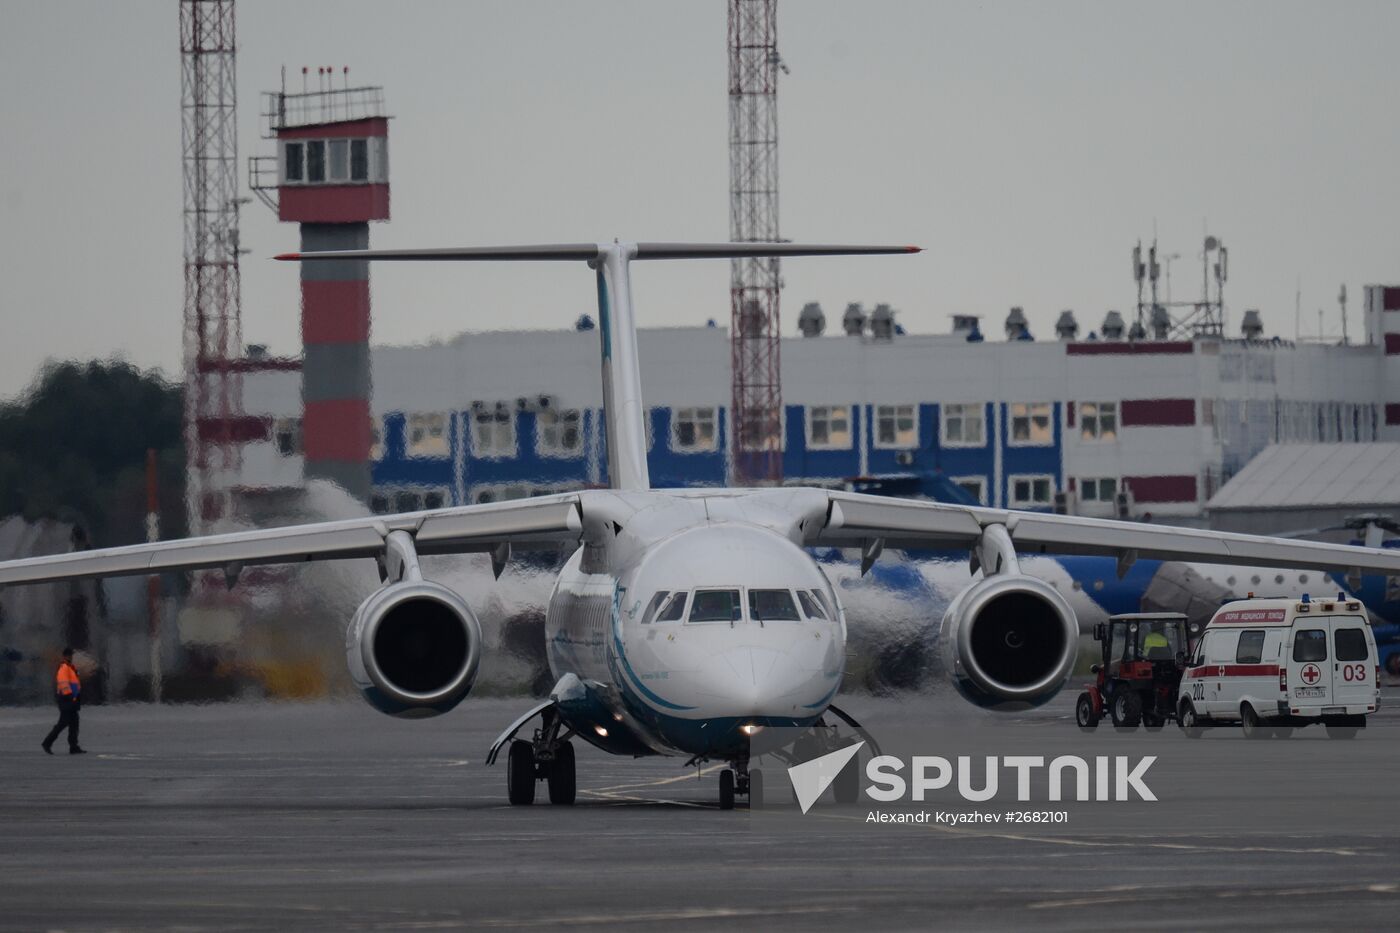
xmin=693 ymin=643 xmax=826 ymax=716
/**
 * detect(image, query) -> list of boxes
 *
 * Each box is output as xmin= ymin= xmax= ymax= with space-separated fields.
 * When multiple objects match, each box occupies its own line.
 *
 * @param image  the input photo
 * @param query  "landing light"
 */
xmin=740 ymin=724 xmax=763 ymax=737
xmin=594 ymin=725 xmax=609 ymax=738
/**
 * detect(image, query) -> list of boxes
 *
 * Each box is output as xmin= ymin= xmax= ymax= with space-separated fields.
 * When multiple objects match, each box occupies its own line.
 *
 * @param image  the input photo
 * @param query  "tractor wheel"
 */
xmin=1241 ymin=704 xmax=1267 ymax=740
xmin=1111 ymin=689 xmax=1142 ymax=728
xmin=1143 ymin=711 xmax=1166 ymax=731
xmin=1075 ymin=693 xmax=1099 ymax=730
xmin=1178 ymin=699 xmax=1204 ymax=739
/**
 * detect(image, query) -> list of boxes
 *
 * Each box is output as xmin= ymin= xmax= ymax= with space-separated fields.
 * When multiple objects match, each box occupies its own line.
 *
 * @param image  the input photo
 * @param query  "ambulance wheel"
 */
xmin=1111 ymin=689 xmax=1142 ymax=728
xmin=1270 ymin=726 xmax=1294 ymax=739
xmin=719 ymin=769 xmax=736 ymax=810
xmin=507 ymin=740 xmax=536 ymax=806
xmin=1240 ymin=704 xmax=1267 ymax=740
xmin=1387 ymin=653 xmax=1400 ymax=677
xmin=546 ymin=740 xmax=576 ymax=805
xmin=748 ymin=768 xmax=764 ymax=809
xmin=1326 ymin=726 xmax=1359 ymax=740
xmin=1075 ymin=693 xmax=1099 ymax=730
xmin=1178 ymin=700 xmax=1204 ymax=739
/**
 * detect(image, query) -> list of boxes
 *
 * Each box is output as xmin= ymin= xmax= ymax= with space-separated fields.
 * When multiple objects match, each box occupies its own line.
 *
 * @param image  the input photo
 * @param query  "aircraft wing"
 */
xmin=0 ymin=494 xmax=583 ymax=587
xmin=816 ymin=490 xmax=1400 ymax=576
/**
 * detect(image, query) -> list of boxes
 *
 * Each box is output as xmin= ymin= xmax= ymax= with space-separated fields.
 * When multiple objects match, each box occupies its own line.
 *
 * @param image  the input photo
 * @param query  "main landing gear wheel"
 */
xmin=547 ymin=739 xmax=576 ymax=805
xmin=1076 ymin=693 xmax=1099 ymax=731
xmin=507 ymin=740 xmax=536 ymax=806
xmin=1111 ymin=689 xmax=1142 ymax=729
xmin=748 ymin=768 xmax=764 ymax=809
xmin=1178 ymin=699 xmax=1204 ymax=739
xmin=719 ymin=769 xmax=736 ymax=810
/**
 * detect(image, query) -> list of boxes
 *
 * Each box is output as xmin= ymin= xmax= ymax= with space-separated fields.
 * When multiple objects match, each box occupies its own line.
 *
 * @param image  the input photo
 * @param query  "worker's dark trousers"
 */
xmin=42 ymin=697 xmax=80 ymax=750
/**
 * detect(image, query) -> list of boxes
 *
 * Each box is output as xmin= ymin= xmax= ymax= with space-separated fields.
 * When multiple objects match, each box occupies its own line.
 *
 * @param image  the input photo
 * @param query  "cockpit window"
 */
xmin=688 ymin=589 xmax=742 ymax=623
xmin=654 ymin=591 xmax=688 ymax=623
xmin=641 ymin=591 xmax=670 ymax=624
xmin=749 ymin=589 xmax=801 ymax=622
xmin=798 ymin=590 xmax=828 ymax=620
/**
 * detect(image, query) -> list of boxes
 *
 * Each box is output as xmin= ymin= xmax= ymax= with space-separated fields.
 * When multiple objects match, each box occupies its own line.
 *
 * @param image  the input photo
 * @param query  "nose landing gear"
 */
xmin=718 ymin=755 xmax=763 ymax=810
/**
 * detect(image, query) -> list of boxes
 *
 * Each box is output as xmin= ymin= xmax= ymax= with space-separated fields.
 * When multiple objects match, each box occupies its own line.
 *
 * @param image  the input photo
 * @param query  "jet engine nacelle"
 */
xmin=938 ymin=573 xmax=1078 ymax=710
xmin=346 ymin=580 xmax=483 ymax=719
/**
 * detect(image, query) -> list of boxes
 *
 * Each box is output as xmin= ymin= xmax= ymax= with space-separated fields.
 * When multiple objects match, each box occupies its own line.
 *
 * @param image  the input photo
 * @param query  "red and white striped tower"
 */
xmin=252 ymin=76 xmax=390 ymax=501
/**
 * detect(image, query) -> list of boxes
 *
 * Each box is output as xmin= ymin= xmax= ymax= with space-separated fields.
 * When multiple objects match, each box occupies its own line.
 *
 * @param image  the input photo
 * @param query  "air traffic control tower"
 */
xmin=250 ymin=72 xmax=389 ymax=501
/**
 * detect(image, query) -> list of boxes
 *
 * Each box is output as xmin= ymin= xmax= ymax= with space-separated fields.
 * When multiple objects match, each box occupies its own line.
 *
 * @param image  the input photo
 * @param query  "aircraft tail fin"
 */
xmin=277 ymin=242 xmax=919 ymax=492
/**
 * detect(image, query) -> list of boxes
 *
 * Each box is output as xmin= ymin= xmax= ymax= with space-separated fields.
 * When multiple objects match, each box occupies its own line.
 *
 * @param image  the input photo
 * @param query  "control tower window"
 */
xmin=351 ymin=139 xmax=369 ymax=181
xmin=284 ymin=142 xmax=304 ymax=182
xmin=306 ymin=140 xmax=326 ymax=183
xmin=328 ymin=138 xmax=349 ymax=182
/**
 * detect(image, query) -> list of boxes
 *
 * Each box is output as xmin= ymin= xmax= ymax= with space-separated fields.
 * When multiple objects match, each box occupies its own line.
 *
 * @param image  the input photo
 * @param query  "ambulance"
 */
xmin=1177 ymin=594 xmax=1379 ymax=738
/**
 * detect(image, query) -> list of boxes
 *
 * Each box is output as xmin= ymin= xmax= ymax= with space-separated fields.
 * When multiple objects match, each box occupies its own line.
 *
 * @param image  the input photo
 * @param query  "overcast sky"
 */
xmin=1 ymin=1 xmax=1398 ymax=399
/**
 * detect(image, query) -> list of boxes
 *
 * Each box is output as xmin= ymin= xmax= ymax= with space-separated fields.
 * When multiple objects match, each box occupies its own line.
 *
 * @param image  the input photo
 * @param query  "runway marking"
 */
xmin=579 ymin=763 xmax=728 ymax=807
xmin=1029 ymin=882 xmax=1399 ymax=909
xmin=473 ymin=905 xmax=857 ymax=927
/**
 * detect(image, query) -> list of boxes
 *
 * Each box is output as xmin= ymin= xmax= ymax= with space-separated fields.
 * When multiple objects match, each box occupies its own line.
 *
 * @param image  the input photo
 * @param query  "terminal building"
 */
xmin=233 ymin=287 xmax=1400 ymax=524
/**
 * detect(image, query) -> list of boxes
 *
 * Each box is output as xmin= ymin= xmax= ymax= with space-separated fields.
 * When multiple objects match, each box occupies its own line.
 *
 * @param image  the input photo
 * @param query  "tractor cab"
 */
xmin=1076 ymin=613 xmax=1200 ymax=730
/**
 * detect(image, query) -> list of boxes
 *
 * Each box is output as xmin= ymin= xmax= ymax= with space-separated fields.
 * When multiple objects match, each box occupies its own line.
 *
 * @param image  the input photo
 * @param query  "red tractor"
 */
xmin=1076 ymin=613 xmax=1198 ymax=730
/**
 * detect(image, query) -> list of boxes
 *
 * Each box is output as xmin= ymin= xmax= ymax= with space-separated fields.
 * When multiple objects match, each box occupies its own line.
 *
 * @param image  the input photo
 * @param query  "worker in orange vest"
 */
xmin=41 ymin=647 xmax=86 ymax=755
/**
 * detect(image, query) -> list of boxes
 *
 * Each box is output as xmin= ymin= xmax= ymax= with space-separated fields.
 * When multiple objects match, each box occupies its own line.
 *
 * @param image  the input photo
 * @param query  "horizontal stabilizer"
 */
xmin=275 ymin=242 xmax=921 ymax=263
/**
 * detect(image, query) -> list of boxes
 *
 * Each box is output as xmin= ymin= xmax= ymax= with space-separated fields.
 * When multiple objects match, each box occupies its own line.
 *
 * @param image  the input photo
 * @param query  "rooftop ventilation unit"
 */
xmin=797 ymin=302 xmax=825 ymax=337
xmin=1102 ymin=310 xmax=1125 ymax=341
xmin=1054 ymin=310 xmax=1078 ymax=341
xmin=1005 ymin=306 xmax=1029 ymax=340
xmin=842 ymin=302 xmax=866 ymax=336
xmin=1241 ymin=309 xmax=1264 ymax=340
xmin=869 ymin=304 xmax=896 ymax=341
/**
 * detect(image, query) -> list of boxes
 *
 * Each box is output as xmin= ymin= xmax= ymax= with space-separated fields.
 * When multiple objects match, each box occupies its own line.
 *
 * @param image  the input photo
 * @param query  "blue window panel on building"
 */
xmin=998 ymin=402 xmax=1062 ymax=510
xmin=783 ymin=404 xmax=860 ymax=483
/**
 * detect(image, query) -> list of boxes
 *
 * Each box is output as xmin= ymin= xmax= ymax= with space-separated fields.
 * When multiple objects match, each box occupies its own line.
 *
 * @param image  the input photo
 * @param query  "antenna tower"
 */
xmin=728 ymin=0 xmax=785 ymax=485
xmin=179 ymin=0 xmax=243 ymax=532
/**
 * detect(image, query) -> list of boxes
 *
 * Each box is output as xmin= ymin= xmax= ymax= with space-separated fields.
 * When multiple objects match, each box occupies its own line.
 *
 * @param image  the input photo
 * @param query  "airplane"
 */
xmin=3 ymin=240 xmax=1400 ymax=811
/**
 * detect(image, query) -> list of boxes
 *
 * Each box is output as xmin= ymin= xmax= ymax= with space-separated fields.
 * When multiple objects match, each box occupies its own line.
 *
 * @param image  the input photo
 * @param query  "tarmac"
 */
xmin=3 ymin=690 xmax=1400 ymax=932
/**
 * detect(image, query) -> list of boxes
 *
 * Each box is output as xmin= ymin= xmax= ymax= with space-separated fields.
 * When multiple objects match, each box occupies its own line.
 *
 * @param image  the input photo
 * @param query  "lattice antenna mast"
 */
xmin=728 ymin=0 xmax=785 ymax=486
xmin=180 ymin=0 xmax=243 ymax=532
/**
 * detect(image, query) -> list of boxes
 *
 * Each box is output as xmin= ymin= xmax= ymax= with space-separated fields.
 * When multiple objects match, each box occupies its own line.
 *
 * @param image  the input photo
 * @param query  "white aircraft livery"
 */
xmin=4 ymin=241 xmax=1400 ymax=810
